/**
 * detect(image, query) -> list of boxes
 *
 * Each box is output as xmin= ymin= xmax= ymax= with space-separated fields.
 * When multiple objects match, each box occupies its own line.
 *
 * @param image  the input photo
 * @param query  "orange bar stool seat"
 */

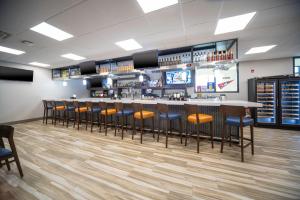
xmin=101 ymin=108 xmax=117 ymax=115
xmin=185 ymin=104 xmax=214 ymax=153
xmin=187 ymin=114 xmax=213 ymax=124
xmin=132 ymin=103 xmax=155 ymax=144
xmin=133 ymin=110 xmax=154 ymax=119
xmin=73 ymin=101 xmax=88 ymax=130
xmin=99 ymin=102 xmax=116 ymax=135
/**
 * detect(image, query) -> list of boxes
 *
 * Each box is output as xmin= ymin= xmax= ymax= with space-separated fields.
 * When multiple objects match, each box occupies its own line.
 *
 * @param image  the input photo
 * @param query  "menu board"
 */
xmin=195 ymin=63 xmax=238 ymax=92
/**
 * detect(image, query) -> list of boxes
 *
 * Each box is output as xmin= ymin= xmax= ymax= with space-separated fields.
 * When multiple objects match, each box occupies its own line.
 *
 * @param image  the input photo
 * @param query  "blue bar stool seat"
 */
xmin=157 ymin=104 xmax=183 ymax=148
xmin=220 ymin=105 xmax=254 ymax=162
xmin=226 ymin=116 xmax=254 ymax=126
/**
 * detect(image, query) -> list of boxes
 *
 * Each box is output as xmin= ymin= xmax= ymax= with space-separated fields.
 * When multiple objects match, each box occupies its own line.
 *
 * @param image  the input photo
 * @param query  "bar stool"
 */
xmin=156 ymin=103 xmax=183 ymax=148
xmin=73 ymin=101 xmax=88 ymax=130
xmin=86 ymin=102 xmax=101 ymax=132
xmin=42 ymin=100 xmax=53 ymax=124
xmin=114 ymin=102 xmax=134 ymax=139
xmin=63 ymin=101 xmax=75 ymax=128
xmin=99 ymin=102 xmax=117 ymax=135
xmin=220 ymin=105 xmax=254 ymax=162
xmin=185 ymin=104 xmax=214 ymax=153
xmin=0 ymin=125 xmax=23 ymax=177
xmin=52 ymin=101 xmax=66 ymax=126
xmin=132 ymin=103 xmax=155 ymax=144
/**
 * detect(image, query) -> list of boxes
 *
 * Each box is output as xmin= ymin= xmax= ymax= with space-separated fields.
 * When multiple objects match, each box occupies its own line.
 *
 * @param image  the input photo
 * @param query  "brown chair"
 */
xmin=156 ymin=103 xmax=183 ymax=148
xmin=185 ymin=104 xmax=214 ymax=153
xmin=63 ymin=101 xmax=75 ymax=128
xmin=52 ymin=101 xmax=66 ymax=126
xmin=132 ymin=103 xmax=155 ymax=144
xmin=42 ymin=100 xmax=53 ymax=124
xmin=114 ymin=102 xmax=134 ymax=139
xmin=0 ymin=125 xmax=23 ymax=177
xmin=220 ymin=105 xmax=254 ymax=162
xmin=99 ymin=102 xmax=116 ymax=135
xmin=86 ymin=102 xmax=101 ymax=132
xmin=73 ymin=101 xmax=88 ymax=130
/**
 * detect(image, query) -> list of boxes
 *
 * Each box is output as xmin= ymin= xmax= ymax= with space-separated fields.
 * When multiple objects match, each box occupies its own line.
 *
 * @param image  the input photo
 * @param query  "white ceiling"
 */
xmin=0 ymin=0 xmax=300 ymax=68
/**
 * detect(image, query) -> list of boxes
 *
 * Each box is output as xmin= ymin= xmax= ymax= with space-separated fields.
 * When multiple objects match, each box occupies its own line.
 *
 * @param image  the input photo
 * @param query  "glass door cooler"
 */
xmin=280 ymin=79 xmax=300 ymax=126
xmin=256 ymin=80 xmax=277 ymax=124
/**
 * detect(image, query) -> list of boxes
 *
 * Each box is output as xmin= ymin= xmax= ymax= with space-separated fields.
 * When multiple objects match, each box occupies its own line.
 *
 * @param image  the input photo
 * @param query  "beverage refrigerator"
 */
xmin=248 ymin=76 xmax=300 ymax=129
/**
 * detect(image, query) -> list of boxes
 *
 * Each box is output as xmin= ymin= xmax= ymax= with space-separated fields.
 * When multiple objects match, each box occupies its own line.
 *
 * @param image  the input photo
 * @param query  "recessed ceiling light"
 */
xmin=214 ymin=12 xmax=256 ymax=35
xmin=0 ymin=45 xmax=25 ymax=55
xmin=245 ymin=45 xmax=277 ymax=54
xmin=61 ymin=53 xmax=86 ymax=61
xmin=29 ymin=62 xmax=50 ymax=67
xmin=137 ymin=0 xmax=178 ymax=13
xmin=115 ymin=39 xmax=142 ymax=51
xmin=30 ymin=22 xmax=73 ymax=41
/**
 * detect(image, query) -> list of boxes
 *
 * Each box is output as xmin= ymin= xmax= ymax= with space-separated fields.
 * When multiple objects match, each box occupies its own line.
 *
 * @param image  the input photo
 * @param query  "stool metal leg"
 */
xmin=157 ymin=117 xmax=161 ymax=142
xmin=250 ymin=125 xmax=254 ymax=155
xmin=185 ymin=120 xmax=188 ymax=146
xmin=196 ymin=123 xmax=200 ymax=153
xmin=240 ymin=126 xmax=244 ymax=162
xmin=179 ymin=118 xmax=183 ymax=144
xmin=210 ymin=121 xmax=214 ymax=148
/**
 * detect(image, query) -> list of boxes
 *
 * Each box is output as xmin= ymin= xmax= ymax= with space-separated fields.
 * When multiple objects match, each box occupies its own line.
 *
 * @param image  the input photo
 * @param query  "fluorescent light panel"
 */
xmin=29 ymin=62 xmax=50 ymax=67
xmin=30 ymin=22 xmax=73 ymax=41
xmin=245 ymin=45 xmax=277 ymax=54
xmin=61 ymin=53 xmax=86 ymax=61
xmin=0 ymin=45 xmax=25 ymax=55
xmin=115 ymin=39 xmax=142 ymax=51
xmin=214 ymin=12 xmax=256 ymax=35
xmin=137 ymin=0 xmax=178 ymax=13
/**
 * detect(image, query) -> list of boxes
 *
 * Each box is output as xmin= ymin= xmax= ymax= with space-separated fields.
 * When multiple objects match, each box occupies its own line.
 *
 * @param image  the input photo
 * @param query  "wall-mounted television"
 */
xmin=79 ymin=61 xmax=96 ymax=75
xmin=165 ymin=69 xmax=191 ymax=85
xmin=133 ymin=50 xmax=158 ymax=69
xmin=0 ymin=66 xmax=33 ymax=82
xmin=89 ymin=78 xmax=102 ymax=88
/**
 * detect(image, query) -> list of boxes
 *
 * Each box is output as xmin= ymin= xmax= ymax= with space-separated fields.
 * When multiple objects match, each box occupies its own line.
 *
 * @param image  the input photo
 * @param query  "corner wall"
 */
xmin=0 ymin=61 xmax=89 ymax=124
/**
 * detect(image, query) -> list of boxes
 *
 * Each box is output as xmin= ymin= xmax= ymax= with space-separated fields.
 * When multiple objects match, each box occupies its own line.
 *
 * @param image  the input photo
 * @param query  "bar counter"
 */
xmin=45 ymin=98 xmax=261 ymax=139
xmin=48 ymin=98 xmax=262 ymax=108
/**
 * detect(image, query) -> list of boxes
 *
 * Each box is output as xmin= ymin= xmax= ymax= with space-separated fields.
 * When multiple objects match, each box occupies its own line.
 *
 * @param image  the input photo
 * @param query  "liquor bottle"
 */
xmin=230 ymin=50 xmax=234 ymax=60
xmin=227 ymin=50 xmax=231 ymax=60
xmin=207 ymin=52 xmax=210 ymax=62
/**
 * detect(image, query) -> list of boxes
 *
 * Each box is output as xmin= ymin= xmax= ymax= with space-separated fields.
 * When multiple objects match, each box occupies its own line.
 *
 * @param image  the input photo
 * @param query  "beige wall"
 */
xmin=225 ymin=57 xmax=293 ymax=100
xmin=0 ymin=61 xmax=89 ymax=124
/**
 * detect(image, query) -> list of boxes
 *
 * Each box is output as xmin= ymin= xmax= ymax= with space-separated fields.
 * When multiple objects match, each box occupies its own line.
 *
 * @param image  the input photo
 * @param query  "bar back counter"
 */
xmin=45 ymin=98 xmax=261 ymax=140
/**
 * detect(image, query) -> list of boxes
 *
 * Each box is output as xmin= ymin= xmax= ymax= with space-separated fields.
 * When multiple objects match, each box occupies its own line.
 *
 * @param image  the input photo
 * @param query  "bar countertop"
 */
xmin=45 ymin=98 xmax=262 ymax=108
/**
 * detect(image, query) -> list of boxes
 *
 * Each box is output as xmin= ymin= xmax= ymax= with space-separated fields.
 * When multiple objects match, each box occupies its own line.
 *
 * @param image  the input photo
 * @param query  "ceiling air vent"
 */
xmin=0 ymin=30 xmax=11 ymax=41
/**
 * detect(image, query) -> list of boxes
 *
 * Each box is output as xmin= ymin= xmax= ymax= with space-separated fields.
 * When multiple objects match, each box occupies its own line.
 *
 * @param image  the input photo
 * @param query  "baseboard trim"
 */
xmin=0 ymin=117 xmax=43 ymax=125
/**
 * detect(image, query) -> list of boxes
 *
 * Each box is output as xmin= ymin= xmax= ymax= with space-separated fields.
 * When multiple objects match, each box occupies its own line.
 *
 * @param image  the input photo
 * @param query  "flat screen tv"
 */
xmin=165 ymin=70 xmax=191 ymax=85
xmin=133 ymin=50 xmax=158 ymax=69
xmin=79 ymin=61 xmax=96 ymax=75
xmin=0 ymin=66 xmax=33 ymax=82
xmin=89 ymin=78 xmax=102 ymax=88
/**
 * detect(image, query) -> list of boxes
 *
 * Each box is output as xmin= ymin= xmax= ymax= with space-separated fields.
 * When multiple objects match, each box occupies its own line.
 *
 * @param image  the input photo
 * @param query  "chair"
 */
xmin=0 ymin=125 xmax=23 ymax=177
xmin=73 ymin=101 xmax=88 ymax=130
xmin=114 ymin=102 xmax=134 ymax=139
xmin=86 ymin=102 xmax=101 ymax=132
xmin=132 ymin=103 xmax=155 ymax=144
xmin=52 ymin=101 xmax=66 ymax=126
xmin=185 ymin=104 xmax=214 ymax=153
xmin=99 ymin=102 xmax=117 ymax=135
xmin=156 ymin=103 xmax=183 ymax=148
xmin=63 ymin=101 xmax=75 ymax=128
xmin=220 ymin=105 xmax=254 ymax=162
xmin=42 ymin=100 xmax=53 ymax=124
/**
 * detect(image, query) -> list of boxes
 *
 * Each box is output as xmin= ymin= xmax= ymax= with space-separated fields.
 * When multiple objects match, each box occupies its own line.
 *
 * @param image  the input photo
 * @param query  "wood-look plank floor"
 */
xmin=0 ymin=120 xmax=300 ymax=200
